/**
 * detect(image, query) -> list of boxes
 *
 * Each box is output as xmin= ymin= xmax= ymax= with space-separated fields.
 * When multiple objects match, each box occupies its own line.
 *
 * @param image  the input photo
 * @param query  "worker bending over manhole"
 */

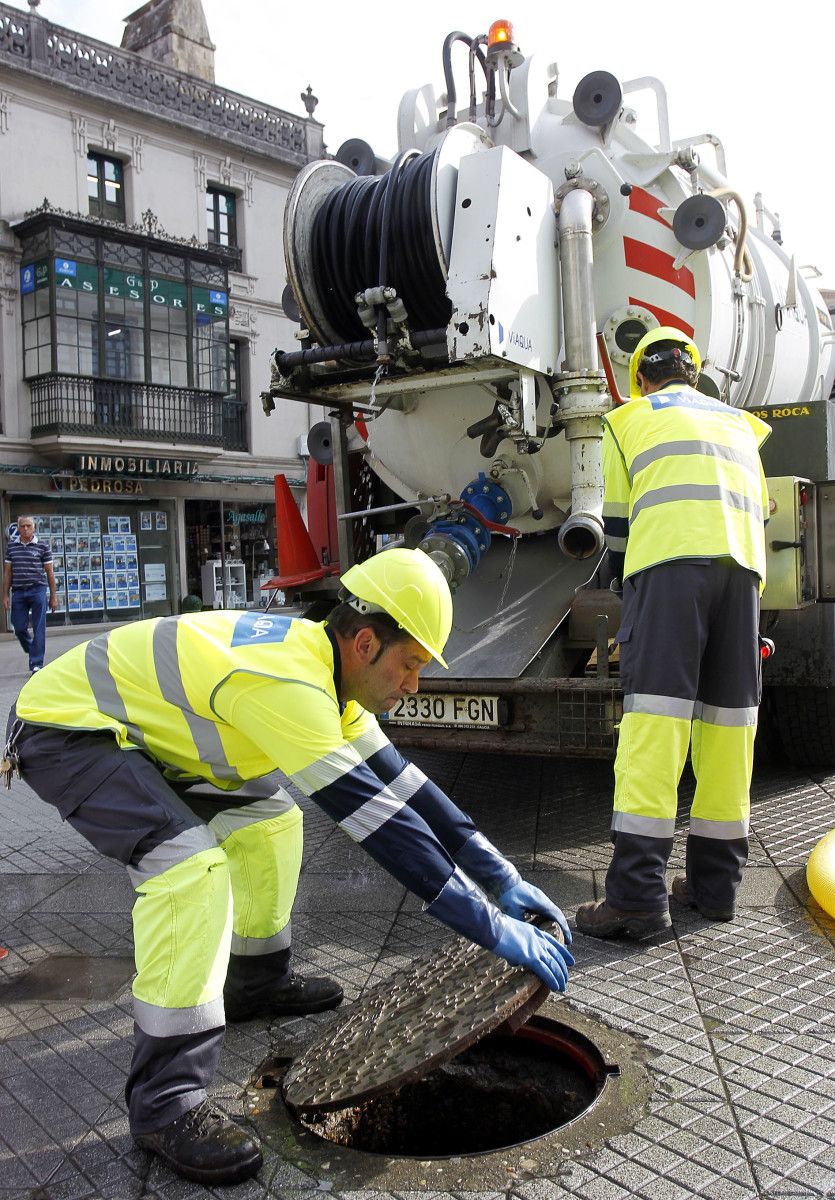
xmin=4 ymin=547 xmax=573 ymax=1186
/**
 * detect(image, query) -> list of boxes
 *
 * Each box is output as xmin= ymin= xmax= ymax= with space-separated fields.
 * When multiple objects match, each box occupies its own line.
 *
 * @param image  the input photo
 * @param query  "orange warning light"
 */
xmin=488 ymin=20 xmax=515 ymax=47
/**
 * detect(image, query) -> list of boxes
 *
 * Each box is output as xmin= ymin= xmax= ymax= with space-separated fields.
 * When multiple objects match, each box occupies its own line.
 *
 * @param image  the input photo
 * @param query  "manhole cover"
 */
xmin=282 ymin=921 xmax=561 ymax=1113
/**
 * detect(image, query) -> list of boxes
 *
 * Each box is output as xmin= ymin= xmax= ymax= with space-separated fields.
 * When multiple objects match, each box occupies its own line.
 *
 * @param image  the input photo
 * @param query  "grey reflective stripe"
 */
xmin=690 ymin=816 xmax=749 ymax=840
xmin=606 ymin=535 xmax=628 ymax=552
xmin=340 ymin=790 xmax=406 ymax=842
xmin=348 ymin=724 xmax=390 ymax=762
xmin=133 ymin=994 xmax=225 ymax=1037
xmin=339 ymin=764 xmax=426 ymax=842
xmin=231 ymin=923 xmax=292 ymax=956
xmin=612 ymin=811 xmax=676 ymax=838
xmin=623 ymin=693 xmax=695 ymax=720
xmin=128 ymin=825 xmax=218 ymax=888
xmin=629 ymin=440 xmax=759 ymax=482
xmin=152 ymin=619 xmax=243 ymax=783
xmin=602 ymin=501 xmax=629 ymax=518
xmin=693 ymin=701 xmax=759 ymax=727
xmin=209 ymin=794 xmax=298 ymax=843
xmin=630 ymin=484 xmax=762 ymax=523
xmin=85 ymin=637 xmax=147 ymax=748
xmin=293 ymin=745 xmax=362 ymax=795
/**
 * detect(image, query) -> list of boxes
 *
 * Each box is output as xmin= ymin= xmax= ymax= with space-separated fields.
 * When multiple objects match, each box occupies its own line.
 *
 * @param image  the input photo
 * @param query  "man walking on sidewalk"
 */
xmin=8 ymin=547 xmax=573 ymax=1186
xmin=576 ymin=327 xmax=770 ymax=940
xmin=3 ymin=516 xmax=57 ymax=673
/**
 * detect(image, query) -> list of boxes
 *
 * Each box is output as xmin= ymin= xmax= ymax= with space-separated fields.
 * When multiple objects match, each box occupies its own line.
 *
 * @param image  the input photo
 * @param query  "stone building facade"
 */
xmin=0 ymin=0 xmax=323 ymax=625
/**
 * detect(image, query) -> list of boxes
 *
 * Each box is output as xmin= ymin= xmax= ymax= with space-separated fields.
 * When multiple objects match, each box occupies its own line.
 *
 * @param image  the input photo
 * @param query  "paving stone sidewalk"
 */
xmin=1 ymin=629 xmax=834 ymax=1199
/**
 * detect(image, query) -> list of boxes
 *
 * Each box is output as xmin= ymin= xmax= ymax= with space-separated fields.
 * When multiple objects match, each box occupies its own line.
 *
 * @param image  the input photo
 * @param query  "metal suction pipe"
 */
xmin=555 ymin=187 xmax=608 ymax=561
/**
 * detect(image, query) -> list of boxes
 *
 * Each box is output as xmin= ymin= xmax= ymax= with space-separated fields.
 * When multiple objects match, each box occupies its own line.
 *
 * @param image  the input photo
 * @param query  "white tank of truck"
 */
xmin=269 ymin=21 xmax=835 ymax=764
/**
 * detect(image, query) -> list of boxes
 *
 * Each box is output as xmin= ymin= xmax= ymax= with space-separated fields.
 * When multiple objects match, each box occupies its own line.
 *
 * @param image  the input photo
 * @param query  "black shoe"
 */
xmin=575 ymin=898 xmax=671 ymax=940
xmin=670 ymin=875 xmax=735 ymax=921
xmin=224 ymin=972 xmax=344 ymax=1022
xmin=134 ymin=1100 xmax=262 ymax=1185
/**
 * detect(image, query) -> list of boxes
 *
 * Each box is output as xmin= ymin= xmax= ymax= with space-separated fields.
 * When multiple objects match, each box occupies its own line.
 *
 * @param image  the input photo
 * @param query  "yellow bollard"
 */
xmin=807 ymin=829 xmax=835 ymax=918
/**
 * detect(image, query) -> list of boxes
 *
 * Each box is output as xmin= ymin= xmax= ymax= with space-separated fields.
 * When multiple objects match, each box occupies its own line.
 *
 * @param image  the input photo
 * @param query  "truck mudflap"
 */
xmin=381 ymin=676 xmax=623 ymax=757
xmin=420 ymin=536 xmax=600 ymax=682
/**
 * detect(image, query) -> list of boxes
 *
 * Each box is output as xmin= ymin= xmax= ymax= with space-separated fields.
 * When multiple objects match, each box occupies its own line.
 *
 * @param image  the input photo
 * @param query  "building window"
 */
xmin=55 ymin=260 xmax=99 ymax=376
xmin=193 ymin=287 xmax=230 ymax=393
xmin=103 ymin=268 xmax=144 ymax=380
xmin=206 ymin=188 xmax=237 ymax=248
xmin=20 ymin=246 xmax=230 ymax=395
xmin=149 ymin=278 xmax=189 ymax=387
xmin=21 ymin=260 xmax=53 ymax=377
xmin=224 ymin=340 xmax=248 ymax=451
xmin=87 ymin=153 xmax=126 ymax=223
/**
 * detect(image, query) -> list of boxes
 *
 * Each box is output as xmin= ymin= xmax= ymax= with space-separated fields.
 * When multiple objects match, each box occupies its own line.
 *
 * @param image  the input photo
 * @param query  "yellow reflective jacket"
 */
xmin=15 ymin=611 xmax=377 ymax=789
xmin=602 ymin=384 xmax=770 ymax=582
xmin=16 ymin=609 xmax=487 ymax=912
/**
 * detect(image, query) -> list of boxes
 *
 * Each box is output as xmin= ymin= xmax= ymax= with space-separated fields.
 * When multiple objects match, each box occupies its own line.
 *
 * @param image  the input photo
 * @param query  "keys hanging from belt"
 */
xmin=0 ymin=749 xmax=20 ymax=789
xmin=2 ymin=719 xmax=23 ymax=789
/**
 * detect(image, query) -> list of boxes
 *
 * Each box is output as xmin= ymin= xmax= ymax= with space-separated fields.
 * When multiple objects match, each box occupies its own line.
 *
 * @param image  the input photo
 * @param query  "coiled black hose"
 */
xmin=310 ymin=148 xmax=452 ymax=342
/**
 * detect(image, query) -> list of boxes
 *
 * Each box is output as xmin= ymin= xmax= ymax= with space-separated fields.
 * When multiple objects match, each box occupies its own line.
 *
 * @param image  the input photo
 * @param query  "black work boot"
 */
xmin=670 ymin=875 xmax=735 ymax=921
xmin=224 ymin=950 xmax=344 ymax=1023
xmin=575 ymin=898 xmax=671 ymax=940
xmin=134 ymin=1100 xmax=262 ymax=1185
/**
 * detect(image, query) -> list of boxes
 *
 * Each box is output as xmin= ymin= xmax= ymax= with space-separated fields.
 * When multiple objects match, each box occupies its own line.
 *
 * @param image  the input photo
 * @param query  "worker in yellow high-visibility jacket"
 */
xmin=6 ymin=547 xmax=573 ymax=1186
xmin=576 ymin=328 xmax=770 ymax=941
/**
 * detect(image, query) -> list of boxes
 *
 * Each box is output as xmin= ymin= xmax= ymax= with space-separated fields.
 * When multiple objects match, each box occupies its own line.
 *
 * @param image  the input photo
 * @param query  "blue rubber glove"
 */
xmin=493 ymin=917 xmax=575 ymax=992
xmin=498 ymin=881 xmax=573 ymax=946
xmin=454 ymin=832 xmax=520 ymax=897
xmin=425 ymin=869 xmax=575 ymax=992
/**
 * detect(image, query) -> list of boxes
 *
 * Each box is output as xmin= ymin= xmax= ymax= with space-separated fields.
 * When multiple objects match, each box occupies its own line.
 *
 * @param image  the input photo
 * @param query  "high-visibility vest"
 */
xmin=16 ymin=611 xmax=363 ymax=789
xmin=602 ymin=385 xmax=770 ymax=581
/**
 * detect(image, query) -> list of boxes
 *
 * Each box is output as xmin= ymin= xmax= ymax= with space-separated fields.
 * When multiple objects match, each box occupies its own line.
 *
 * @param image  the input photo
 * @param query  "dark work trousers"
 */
xmin=606 ymin=559 xmax=761 ymax=915
xmin=7 ymin=713 xmax=291 ymax=1135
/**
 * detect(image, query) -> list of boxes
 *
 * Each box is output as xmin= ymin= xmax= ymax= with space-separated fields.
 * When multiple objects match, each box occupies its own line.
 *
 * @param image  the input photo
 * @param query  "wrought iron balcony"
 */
xmin=29 ymin=374 xmax=248 ymax=451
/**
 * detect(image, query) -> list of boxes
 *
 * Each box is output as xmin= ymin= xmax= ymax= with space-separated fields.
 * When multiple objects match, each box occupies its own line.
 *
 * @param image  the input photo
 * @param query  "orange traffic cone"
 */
xmin=270 ymin=473 xmax=330 ymax=588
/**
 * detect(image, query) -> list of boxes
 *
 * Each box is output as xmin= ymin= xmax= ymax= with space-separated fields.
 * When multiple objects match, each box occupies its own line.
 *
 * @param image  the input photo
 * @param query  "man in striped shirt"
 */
xmin=2 ymin=515 xmax=57 ymax=673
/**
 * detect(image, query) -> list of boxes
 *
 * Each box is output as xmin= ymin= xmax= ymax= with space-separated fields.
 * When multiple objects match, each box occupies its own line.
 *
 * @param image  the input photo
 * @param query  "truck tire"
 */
xmin=770 ymin=686 xmax=835 ymax=768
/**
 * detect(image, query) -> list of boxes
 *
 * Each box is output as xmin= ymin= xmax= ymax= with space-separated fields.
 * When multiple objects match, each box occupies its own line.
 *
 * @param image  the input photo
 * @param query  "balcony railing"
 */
xmin=29 ymin=374 xmax=248 ymax=451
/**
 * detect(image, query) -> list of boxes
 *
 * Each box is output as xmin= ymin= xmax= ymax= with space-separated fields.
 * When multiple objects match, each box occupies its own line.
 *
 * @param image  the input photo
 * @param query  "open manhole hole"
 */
xmin=296 ymin=1013 xmax=613 ymax=1157
xmin=265 ymin=922 xmax=639 ymax=1172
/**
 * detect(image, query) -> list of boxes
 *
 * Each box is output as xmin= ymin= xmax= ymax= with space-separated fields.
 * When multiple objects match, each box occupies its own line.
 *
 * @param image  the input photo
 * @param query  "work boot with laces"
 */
xmin=134 ymin=1099 xmax=263 ymax=1185
xmin=670 ymin=875 xmax=735 ymax=921
xmin=224 ymin=972 xmax=344 ymax=1022
xmin=575 ymin=898 xmax=672 ymax=940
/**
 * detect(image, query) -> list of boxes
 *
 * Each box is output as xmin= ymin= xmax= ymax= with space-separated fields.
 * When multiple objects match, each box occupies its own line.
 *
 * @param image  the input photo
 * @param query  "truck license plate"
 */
xmin=385 ymin=693 xmax=500 ymax=728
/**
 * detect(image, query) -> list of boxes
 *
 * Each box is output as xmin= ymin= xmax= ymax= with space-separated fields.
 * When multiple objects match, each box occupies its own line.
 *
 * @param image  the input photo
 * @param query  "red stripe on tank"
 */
xmin=624 ymin=237 xmax=696 ymax=298
xmin=628 ymin=186 xmax=673 ymax=227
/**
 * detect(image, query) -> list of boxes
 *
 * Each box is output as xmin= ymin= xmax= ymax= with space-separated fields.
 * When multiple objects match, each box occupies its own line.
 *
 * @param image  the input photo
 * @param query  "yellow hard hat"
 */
xmin=629 ymin=326 xmax=702 ymax=398
xmin=340 ymin=547 xmax=453 ymax=668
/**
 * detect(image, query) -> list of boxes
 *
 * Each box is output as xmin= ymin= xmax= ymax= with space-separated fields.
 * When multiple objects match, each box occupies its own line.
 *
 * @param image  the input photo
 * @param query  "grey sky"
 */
xmin=9 ymin=1 xmax=835 ymax=289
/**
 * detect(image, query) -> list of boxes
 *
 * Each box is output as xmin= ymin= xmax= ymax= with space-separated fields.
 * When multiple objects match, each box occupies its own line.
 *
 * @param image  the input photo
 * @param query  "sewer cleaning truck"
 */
xmin=263 ymin=20 xmax=835 ymax=765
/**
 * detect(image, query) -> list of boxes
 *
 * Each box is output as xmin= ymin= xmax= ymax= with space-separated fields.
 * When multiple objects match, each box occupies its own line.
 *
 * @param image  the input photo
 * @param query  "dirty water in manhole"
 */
xmin=294 ymin=1015 xmax=612 ymax=1157
xmin=0 ymin=954 xmax=135 ymax=1001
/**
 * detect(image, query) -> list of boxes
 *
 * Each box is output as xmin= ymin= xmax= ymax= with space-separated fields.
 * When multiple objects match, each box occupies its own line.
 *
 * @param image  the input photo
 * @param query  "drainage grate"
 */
xmin=282 ymin=922 xmax=562 ymax=1113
